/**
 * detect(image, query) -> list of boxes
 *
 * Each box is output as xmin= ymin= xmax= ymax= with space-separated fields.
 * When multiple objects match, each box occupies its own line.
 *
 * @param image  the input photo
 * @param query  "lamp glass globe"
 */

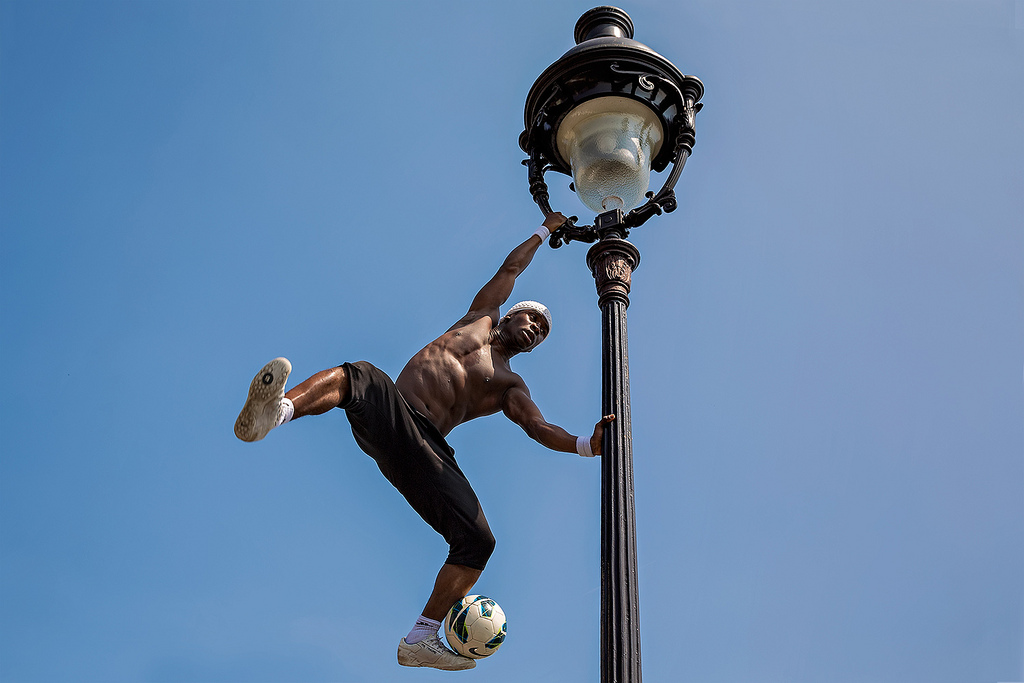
xmin=556 ymin=96 xmax=664 ymax=213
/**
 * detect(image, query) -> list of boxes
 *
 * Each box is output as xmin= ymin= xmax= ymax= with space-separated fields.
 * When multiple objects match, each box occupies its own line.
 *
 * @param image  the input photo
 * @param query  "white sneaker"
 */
xmin=397 ymin=634 xmax=476 ymax=671
xmin=234 ymin=358 xmax=291 ymax=442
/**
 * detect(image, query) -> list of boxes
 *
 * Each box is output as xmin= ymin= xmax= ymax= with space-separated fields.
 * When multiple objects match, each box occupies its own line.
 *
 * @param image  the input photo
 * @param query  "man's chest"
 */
xmin=458 ymin=346 xmax=508 ymax=386
xmin=447 ymin=345 xmax=515 ymax=411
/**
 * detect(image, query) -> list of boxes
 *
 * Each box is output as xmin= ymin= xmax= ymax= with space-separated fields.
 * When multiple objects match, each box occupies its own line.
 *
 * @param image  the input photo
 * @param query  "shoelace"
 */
xmin=423 ymin=635 xmax=446 ymax=651
xmin=424 ymin=635 xmax=462 ymax=657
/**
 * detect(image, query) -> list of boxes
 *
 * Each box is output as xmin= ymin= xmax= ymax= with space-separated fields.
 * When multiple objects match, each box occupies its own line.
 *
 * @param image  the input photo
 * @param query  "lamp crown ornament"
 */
xmin=520 ymin=6 xmax=704 ymax=246
xmin=574 ymin=6 xmax=635 ymax=42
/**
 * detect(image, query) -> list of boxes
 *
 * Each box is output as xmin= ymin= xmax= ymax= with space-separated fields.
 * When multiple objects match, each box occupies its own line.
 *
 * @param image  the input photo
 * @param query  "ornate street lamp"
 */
xmin=519 ymin=7 xmax=703 ymax=682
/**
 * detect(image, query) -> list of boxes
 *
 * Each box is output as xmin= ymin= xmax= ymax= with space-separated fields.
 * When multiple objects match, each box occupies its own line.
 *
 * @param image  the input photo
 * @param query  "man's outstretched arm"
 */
xmin=502 ymin=385 xmax=613 ymax=456
xmin=464 ymin=213 xmax=566 ymax=319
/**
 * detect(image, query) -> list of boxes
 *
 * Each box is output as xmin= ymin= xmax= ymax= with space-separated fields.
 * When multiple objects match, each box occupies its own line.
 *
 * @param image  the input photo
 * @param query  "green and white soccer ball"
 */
xmin=444 ymin=594 xmax=507 ymax=659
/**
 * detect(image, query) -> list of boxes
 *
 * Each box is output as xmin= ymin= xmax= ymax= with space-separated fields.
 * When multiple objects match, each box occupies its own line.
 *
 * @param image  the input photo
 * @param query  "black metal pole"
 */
xmin=587 ymin=236 xmax=642 ymax=683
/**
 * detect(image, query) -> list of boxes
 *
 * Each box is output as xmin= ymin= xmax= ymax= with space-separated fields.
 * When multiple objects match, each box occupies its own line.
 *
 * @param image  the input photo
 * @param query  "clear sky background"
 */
xmin=1 ymin=1 xmax=1021 ymax=682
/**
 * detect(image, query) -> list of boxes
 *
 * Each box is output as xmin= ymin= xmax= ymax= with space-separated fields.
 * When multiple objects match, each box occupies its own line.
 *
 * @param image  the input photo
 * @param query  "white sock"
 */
xmin=406 ymin=615 xmax=441 ymax=644
xmin=275 ymin=398 xmax=294 ymax=427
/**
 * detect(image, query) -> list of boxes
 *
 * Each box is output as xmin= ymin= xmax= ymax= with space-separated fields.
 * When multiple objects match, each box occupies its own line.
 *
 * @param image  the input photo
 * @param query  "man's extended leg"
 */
xmin=286 ymin=365 xmax=349 ymax=418
xmin=235 ymin=361 xmax=350 ymax=442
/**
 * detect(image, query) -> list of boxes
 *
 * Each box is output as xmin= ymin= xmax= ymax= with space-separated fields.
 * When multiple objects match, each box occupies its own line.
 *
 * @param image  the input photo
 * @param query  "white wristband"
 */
xmin=576 ymin=434 xmax=595 ymax=458
xmin=533 ymin=225 xmax=551 ymax=241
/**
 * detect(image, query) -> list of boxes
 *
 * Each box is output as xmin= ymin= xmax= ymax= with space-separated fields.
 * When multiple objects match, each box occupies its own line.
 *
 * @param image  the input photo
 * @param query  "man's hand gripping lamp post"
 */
xmin=519 ymin=7 xmax=703 ymax=682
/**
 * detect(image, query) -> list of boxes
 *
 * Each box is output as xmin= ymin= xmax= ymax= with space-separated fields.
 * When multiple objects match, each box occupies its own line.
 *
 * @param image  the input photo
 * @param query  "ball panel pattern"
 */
xmin=444 ymin=594 xmax=507 ymax=659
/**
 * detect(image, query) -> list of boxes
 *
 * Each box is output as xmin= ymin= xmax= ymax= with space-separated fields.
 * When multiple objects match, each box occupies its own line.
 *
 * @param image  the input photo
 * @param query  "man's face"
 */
xmin=504 ymin=309 xmax=549 ymax=351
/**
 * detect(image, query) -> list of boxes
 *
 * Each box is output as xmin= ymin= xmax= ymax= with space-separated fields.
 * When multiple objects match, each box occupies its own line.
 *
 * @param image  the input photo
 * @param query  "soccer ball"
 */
xmin=444 ymin=594 xmax=507 ymax=659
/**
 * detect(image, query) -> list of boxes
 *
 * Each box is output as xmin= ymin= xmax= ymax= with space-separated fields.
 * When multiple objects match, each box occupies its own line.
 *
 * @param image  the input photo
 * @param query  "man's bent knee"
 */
xmin=447 ymin=528 xmax=496 ymax=571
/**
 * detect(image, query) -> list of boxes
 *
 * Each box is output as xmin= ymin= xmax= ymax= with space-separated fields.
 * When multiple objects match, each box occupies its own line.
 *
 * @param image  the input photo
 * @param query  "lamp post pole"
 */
xmin=518 ymin=7 xmax=703 ymax=681
xmin=587 ymin=236 xmax=643 ymax=683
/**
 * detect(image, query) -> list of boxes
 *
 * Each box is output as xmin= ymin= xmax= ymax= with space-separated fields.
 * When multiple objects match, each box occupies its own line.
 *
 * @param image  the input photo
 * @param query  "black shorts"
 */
xmin=338 ymin=361 xmax=495 ymax=570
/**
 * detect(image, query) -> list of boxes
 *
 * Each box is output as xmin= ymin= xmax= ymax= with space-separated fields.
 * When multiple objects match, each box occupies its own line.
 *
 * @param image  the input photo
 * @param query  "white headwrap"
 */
xmin=504 ymin=300 xmax=552 ymax=335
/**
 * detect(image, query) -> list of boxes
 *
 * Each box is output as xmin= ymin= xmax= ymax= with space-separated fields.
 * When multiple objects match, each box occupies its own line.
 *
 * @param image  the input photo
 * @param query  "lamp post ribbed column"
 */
xmin=587 ymin=237 xmax=642 ymax=683
xmin=517 ymin=7 xmax=703 ymax=679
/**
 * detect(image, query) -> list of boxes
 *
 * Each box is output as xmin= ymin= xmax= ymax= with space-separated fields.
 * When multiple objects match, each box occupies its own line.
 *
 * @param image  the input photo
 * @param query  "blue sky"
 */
xmin=1 ymin=1 xmax=1021 ymax=682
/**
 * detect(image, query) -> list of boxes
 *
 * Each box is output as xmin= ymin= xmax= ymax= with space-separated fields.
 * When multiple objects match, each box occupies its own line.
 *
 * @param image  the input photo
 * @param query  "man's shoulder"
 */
xmin=495 ymin=366 xmax=528 ymax=392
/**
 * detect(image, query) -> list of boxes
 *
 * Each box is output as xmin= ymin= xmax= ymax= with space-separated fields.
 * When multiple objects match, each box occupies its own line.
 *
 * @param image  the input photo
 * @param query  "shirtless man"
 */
xmin=233 ymin=212 xmax=612 ymax=671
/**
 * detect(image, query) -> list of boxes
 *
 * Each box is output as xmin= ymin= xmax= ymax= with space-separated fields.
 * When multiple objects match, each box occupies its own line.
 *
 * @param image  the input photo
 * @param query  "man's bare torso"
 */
xmin=396 ymin=315 xmax=524 ymax=436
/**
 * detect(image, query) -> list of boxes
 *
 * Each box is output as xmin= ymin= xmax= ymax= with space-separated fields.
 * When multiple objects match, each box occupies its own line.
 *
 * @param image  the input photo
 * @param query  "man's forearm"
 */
xmin=498 ymin=234 xmax=543 ymax=276
xmin=528 ymin=419 xmax=582 ymax=454
xmin=466 ymin=220 xmax=557 ymax=314
xmin=497 ymin=213 xmax=565 ymax=277
xmin=528 ymin=415 xmax=612 ymax=457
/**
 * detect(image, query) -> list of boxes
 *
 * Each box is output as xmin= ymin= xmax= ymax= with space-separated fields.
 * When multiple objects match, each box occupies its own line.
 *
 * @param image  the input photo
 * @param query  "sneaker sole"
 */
xmin=234 ymin=357 xmax=291 ymax=442
xmin=397 ymin=638 xmax=476 ymax=671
